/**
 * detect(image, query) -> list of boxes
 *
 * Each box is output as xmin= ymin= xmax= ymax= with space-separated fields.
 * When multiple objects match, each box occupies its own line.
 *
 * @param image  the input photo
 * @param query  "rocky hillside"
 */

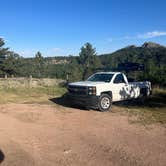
xmin=99 ymin=42 xmax=166 ymax=68
xmin=99 ymin=42 xmax=166 ymax=85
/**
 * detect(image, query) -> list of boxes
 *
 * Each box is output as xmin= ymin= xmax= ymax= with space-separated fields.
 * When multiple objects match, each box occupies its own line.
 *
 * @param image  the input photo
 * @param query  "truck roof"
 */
xmin=95 ymin=71 xmax=121 ymax=74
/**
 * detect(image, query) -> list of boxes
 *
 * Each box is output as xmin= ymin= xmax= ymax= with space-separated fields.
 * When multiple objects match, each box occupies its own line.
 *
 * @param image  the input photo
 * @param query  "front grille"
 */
xmin=68 ymin=85 xmax=87 ymax=95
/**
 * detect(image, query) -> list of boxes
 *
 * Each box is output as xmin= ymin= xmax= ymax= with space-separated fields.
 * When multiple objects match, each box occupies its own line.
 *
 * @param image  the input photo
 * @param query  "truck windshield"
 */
xmin=87 ymin=73 xmax=114 ymax=82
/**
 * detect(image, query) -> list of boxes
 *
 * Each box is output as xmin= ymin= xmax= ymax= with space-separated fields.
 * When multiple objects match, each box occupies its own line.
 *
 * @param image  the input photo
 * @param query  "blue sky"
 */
xmin=0 ymin=0 xmax=166 ymax=57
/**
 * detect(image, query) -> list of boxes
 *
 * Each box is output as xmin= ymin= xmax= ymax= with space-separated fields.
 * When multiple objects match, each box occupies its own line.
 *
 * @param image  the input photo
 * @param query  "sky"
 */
xmin=0 ymin=0 xmax=166 ymax=57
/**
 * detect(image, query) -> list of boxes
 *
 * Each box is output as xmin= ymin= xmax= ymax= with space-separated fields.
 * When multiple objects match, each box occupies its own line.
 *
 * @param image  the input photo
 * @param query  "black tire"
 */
xmin=140 ymin=88 xmax=150 ymax=97
xmin=98 ymin=94 xmax=112 ymax=112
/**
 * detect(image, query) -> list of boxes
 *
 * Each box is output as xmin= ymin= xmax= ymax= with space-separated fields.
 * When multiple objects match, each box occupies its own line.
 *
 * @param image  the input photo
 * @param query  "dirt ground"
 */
xmin=0 ymin=103 xmax=165 ymax=166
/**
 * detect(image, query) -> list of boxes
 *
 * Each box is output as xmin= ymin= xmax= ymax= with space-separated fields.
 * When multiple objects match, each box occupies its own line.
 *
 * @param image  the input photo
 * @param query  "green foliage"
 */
xmin=78 ymin=43 xmax=101 ymax=79
xmin=67 ymin=57 xmax=83 ymax=82
xmin=0 ymin=38 xmax=166 ymax=86
xmin=34 ymin=51 xmax=45 ymax=77
xmin=100 ymin=43 xmax=166 ymax=86
xmin=2 ymin=52 xmax=20 ymax=76
xmin=0 ymin=38 xmax=10 ymax=76
xmin=46 ymin=64 xmax=68 ymax=79
xmin=0 ymin=38 xmax=9 ymax=57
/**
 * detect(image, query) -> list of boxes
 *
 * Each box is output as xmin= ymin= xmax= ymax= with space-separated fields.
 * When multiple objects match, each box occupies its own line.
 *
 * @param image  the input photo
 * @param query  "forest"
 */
xmin=0 ymin=38 xmax=166 ymax=86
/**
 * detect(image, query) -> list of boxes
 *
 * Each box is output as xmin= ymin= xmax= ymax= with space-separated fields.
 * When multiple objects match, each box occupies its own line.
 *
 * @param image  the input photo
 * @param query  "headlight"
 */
xmin=88 ymin=86 xmax=96 ymax=95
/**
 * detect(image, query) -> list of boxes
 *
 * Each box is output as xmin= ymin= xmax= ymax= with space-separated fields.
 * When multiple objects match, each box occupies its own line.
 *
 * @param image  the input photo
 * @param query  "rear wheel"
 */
xmin=98 ymin=94 xmax=112 ymax=112
xmin=139 ymin=88 xmax=151 ymax=103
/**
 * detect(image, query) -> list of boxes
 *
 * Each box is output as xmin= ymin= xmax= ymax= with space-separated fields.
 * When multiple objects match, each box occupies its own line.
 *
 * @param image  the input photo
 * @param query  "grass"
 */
xmin=0 ymin=85 xmax=166 ymax=125
xmin=114 ymin=88 xmax=166 ymax=125
xmin=0 ymin=86 xmax=66 ymax=104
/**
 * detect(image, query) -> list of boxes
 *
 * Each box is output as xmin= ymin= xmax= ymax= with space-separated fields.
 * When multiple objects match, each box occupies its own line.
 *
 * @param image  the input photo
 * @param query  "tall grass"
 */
xmin=115 ymin=88 xmax=166 ymax=125
xmin=0 ymin=85 xmax=165 ymax=125
xmin=0 ymin=86 xmax=66 ymax=104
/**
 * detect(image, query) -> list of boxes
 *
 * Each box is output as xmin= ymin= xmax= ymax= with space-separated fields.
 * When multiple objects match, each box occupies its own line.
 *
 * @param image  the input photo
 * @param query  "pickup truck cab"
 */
xmin=67 ymin=72 xmax=151 ymax=111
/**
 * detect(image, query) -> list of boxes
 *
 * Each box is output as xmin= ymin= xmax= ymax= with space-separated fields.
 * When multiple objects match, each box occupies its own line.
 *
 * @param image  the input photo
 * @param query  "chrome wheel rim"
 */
xmin=101 ymin=97 xmax=110 ymax=109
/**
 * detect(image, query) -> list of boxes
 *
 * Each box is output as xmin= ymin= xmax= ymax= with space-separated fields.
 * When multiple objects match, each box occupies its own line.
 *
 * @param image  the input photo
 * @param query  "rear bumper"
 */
xmin=66 ymin=93 xmax=99 ymax=108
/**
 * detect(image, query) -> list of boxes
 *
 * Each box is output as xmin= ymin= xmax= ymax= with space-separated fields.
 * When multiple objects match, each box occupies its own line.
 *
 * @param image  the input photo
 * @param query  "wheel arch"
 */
xmin=101 ymin=91 xmax=112 ymax=99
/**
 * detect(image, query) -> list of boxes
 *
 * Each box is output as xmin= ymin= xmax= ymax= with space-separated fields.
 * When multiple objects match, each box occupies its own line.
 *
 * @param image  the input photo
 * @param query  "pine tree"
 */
xmin=34 ymin=51 xmax=44 ymax=78
xmin=0 ymin=38 xmax=10 ymax=76
xmin=3 ymin=52 xmax=20 ymax=76
xmin=79 ymin=43 xmax=101 ymax=80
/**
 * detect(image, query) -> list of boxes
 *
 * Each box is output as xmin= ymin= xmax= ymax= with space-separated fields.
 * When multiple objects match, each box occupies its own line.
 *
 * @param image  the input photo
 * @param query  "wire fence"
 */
xmin=0 ymin=76 xmax=65 ymax=88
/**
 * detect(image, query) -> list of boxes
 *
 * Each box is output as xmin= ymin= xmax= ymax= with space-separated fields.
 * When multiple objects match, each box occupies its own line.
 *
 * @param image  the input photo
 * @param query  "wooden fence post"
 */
xmin=28 ymin=75 xmax=32 ymax=88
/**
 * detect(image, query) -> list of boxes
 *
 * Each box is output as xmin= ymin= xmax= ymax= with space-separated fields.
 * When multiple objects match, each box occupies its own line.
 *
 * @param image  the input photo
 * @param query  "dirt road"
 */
xmin=0 ymin=104 xmax=165 ymax=166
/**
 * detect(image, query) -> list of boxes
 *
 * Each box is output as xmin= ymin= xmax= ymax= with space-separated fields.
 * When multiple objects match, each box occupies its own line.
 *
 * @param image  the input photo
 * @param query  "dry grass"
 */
xmin=115 ymin=88 xmax=166 ymax=125
xmin=0 ymin=77 xmax=64 ymax=88
xmin=0 ymin=85 xmax=166 ymax=125
xmin=0 ymin=86 xmax=66 ymax=104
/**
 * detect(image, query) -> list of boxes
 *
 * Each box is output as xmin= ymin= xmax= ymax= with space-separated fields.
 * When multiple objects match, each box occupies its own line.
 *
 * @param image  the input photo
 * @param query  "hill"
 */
xmin=98 ymin=42 xmax=166 ymax=86
xmin=99 ymin=42 xmax=166 ymax=68
xmin=0 ymin=38 xmax=166 ymax=86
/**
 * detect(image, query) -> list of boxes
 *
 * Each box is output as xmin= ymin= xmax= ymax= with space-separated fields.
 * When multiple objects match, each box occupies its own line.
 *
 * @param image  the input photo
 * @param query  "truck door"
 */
xmin=112 ymin=74 xmax=129 ymax=101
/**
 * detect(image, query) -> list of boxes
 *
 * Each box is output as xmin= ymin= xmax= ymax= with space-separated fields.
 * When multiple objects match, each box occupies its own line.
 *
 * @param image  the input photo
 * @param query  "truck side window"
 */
xmin=114 ymin=74 xmax=126 ymax=84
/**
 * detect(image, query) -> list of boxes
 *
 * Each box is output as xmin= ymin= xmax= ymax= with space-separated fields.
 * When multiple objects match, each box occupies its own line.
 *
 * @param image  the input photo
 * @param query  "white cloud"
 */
xmin=17 ymin=47 xmax=64 ymax=57
xmin=107 ymin=31 xmax=166 ymax=42
xmin=46 ymin=47 xmax=64 ymax=56
xmin=52 ymin=47 xmax=62 ymax=52
xmin=137 ymin=31 xmax=166 ymax=39
xmin=106 ymin=36 xmax=134 ymax=42
xmin=17 ymin=50 xmax=37 ymax=57
xmin=123 ymin=36 xmax=135 ymax=39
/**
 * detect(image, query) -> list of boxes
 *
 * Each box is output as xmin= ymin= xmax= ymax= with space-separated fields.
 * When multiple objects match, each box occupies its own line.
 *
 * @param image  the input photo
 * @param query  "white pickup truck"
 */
xmin=67 ymin=72 xmax=151 ymax=111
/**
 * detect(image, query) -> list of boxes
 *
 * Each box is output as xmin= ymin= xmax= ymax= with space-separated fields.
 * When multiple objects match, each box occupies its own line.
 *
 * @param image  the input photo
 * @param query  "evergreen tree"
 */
xmin=3 ymin=52 xmax=20 ymax=76
xmin=79 ymin=43 xmax=101 ymax=80
xmin=68 ymin=56 xmax=83 ymax=82
xmin=34 ymin=51 xmax=44 ymax=78
xmin=0 ymin=38 xmax=10 ymax=76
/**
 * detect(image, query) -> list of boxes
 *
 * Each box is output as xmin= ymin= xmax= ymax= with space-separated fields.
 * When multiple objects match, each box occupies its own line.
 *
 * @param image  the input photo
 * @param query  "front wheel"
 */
xmin=98 ymin=94 xmax=112 ymax=112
